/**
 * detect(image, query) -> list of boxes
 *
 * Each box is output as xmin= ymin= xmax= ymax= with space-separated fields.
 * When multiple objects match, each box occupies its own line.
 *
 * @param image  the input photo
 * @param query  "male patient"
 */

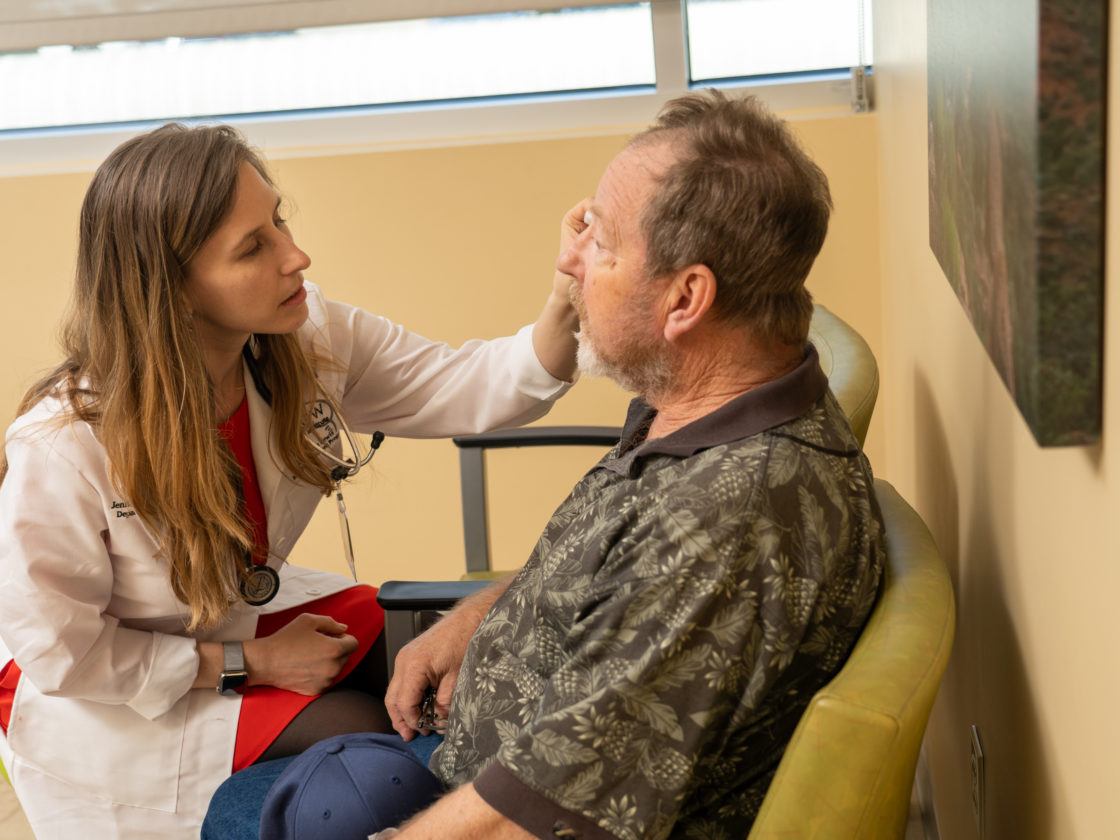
xmin=208 ymin=90 xmax=884 ymax=840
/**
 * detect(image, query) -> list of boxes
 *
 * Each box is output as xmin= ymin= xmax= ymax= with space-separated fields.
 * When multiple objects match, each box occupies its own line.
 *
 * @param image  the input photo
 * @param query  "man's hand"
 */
xmin=384 ymin=576 xmax=514 ymax=741
xmin=384 ymin=610 xmax=475 ymax=740
xmin=243 ymin=613 xmax=358 ymax=695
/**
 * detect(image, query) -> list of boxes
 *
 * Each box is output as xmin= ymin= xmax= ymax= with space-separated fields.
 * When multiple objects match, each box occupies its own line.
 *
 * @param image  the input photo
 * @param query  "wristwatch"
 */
xmin=216 ymin=641 xmax=249 ymax=696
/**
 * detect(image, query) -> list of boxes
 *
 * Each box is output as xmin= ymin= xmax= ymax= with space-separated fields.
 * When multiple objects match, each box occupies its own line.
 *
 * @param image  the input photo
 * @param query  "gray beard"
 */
xmin=574 ymin=329 xmax=672 ymax=398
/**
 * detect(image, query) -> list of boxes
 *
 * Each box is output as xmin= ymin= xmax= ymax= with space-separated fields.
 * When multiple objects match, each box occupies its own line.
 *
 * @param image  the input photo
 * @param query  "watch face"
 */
xmin=218 ymin=671 xmax=249 ymax=696
xmin=240 ymin=565 xmax=280 ymax=606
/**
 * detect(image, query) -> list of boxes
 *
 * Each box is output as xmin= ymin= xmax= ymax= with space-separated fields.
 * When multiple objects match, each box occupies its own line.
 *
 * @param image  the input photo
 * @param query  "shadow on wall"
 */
xmin=912 ymin=370 xmax=1056 ymax=839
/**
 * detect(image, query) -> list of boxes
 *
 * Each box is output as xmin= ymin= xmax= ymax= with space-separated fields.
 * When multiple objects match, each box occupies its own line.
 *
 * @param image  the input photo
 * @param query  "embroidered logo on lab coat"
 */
xmin=308 ymin=400 xmax=341 ymax=450
xmin=110 ymin=501 xmax=137 ymax=518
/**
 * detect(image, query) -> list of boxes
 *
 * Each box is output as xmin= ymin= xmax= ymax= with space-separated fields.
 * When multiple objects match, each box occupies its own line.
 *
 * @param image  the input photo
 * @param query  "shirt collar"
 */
xmin=611 ymin=344 xmax=828 ymax=467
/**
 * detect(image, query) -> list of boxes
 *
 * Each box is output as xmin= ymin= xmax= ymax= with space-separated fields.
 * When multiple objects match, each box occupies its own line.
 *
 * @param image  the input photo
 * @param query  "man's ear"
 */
xmin=661 ymin=264 xmax=717 ymax=342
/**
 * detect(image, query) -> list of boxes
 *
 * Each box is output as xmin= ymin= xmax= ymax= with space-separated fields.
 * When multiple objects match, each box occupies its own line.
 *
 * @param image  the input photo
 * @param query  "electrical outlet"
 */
xmin=969 ymin=725 xmax=985 ymax=837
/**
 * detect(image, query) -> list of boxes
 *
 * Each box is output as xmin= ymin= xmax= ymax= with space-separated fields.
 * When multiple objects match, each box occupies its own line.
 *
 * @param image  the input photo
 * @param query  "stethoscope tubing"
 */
xmin=241 ymin=340 xmax=384 ymax=590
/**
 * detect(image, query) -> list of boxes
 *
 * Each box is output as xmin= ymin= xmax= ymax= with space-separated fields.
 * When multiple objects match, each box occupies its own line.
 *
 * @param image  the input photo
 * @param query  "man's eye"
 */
xmin=275 ymin=216 xmax=288 ymax=228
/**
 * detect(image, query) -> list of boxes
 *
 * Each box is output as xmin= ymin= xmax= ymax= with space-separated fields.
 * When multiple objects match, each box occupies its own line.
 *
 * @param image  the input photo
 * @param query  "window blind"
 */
xmin=1 ymin=0 xmax=635 ymax=51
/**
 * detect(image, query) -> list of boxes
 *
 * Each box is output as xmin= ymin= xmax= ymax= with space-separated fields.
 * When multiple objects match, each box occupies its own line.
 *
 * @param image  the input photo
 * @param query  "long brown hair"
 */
xmin=3 ymin=124 xmax=336 ymax=630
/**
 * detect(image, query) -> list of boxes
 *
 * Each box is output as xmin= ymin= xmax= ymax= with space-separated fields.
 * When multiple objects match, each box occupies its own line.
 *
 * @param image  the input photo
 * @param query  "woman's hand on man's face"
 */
xmin=551 ymin=197 xmax=592 ymax=305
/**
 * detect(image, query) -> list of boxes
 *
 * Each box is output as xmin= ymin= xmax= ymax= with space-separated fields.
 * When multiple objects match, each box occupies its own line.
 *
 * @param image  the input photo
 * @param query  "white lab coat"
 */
xmin=0 ymin=283 xmax=569 ymax=838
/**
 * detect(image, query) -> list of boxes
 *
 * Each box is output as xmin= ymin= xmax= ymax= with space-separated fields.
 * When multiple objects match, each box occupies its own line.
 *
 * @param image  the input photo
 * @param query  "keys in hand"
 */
xmin=417 ymin=686 xmax=448 ymax=733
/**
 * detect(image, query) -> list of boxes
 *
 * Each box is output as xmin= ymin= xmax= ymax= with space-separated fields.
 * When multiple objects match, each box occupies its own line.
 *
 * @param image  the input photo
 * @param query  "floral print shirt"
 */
xmin=432 ymin=347 xmax=885 ymax=840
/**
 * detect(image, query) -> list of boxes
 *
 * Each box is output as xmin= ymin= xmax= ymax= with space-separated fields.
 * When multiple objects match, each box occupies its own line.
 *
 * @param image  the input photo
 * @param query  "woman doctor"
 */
xmin=0 ymin=123 xmax=581 ymax=837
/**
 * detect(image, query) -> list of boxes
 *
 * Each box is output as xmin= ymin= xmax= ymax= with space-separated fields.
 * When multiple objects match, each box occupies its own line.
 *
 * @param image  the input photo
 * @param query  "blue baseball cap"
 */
xmin=260 ymin=733 xmax=444 ymax=840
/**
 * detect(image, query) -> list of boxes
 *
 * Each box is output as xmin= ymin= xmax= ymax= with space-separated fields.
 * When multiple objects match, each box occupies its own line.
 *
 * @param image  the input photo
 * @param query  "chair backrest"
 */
xmin=809 ymin=304 xmax=879 ymax=447
xmin=748 ymin=479 xmax=955 ymax=840
xmin=453 ymin=427 xmax=620 ymax=576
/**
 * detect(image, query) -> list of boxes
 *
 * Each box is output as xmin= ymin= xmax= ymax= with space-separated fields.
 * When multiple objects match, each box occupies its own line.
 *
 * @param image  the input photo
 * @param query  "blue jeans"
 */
xmin=201 ymin=734 xmax=443 ymax=840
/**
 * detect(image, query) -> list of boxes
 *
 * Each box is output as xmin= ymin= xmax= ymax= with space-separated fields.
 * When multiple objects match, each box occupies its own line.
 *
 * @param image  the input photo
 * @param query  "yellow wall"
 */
xmin=875 ymin=1 xmax=1120 ymax=837
xmin=0 ymin=113 xmax=881 ymax=586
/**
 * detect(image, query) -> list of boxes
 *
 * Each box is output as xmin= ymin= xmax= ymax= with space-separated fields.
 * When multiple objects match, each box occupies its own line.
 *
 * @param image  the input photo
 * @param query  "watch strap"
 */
xmin=217 ymin=641 xmax=248 ymax=695
xmin=222 ymin=640 xmax=245 ymax=672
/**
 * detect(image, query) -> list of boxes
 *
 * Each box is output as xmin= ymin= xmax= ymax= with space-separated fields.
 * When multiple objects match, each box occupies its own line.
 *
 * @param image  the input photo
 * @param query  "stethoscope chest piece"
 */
xmin=240 ymin=564 xmax=280 ymax=606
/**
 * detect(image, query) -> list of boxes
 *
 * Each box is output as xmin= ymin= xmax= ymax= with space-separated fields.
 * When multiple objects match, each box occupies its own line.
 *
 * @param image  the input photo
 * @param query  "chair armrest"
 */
xmin=376 ymin=580 xmax=492 ymax=612
xmin=452 ymin=426 xmax=622 ymax=449
xmin=377 ymin=580 xmax=494 ymax=681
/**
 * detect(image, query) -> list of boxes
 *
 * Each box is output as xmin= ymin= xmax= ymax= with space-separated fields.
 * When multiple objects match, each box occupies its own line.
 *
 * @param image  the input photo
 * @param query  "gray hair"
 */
xmin=631 ymin=90 xmax=832 ymax=346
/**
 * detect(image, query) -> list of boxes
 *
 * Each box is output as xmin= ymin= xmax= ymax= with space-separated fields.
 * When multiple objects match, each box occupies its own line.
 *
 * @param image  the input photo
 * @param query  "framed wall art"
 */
xmin=928 ymin=0 xmax=1106 ymax=445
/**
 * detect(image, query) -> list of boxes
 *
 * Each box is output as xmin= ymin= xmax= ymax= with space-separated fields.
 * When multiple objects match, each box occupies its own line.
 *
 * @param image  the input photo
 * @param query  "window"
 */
xmin=0 ymin=1 xmax=873 ymax=173
xmin=686 ymin=0 xmax=873 ymax=81
xmin=1 ymin=6 xmax=655 ymax=132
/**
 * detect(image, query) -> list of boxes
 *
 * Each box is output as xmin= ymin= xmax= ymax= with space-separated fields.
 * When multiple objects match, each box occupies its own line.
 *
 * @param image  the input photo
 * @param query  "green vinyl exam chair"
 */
xmin=747 ymin=480 xmax=956 ymax=839
xmin=808 ymin=303 xmax=878 ymax=446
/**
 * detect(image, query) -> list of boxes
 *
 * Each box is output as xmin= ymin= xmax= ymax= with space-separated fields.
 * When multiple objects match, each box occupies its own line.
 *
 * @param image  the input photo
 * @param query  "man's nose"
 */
xmin=556 ymin=237 xmax=585 ymax=280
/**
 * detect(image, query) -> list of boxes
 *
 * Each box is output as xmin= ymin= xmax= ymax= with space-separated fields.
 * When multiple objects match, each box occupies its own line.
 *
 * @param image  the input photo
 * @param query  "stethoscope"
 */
xmin=239 ymin=343 xmax=384 ymax=606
